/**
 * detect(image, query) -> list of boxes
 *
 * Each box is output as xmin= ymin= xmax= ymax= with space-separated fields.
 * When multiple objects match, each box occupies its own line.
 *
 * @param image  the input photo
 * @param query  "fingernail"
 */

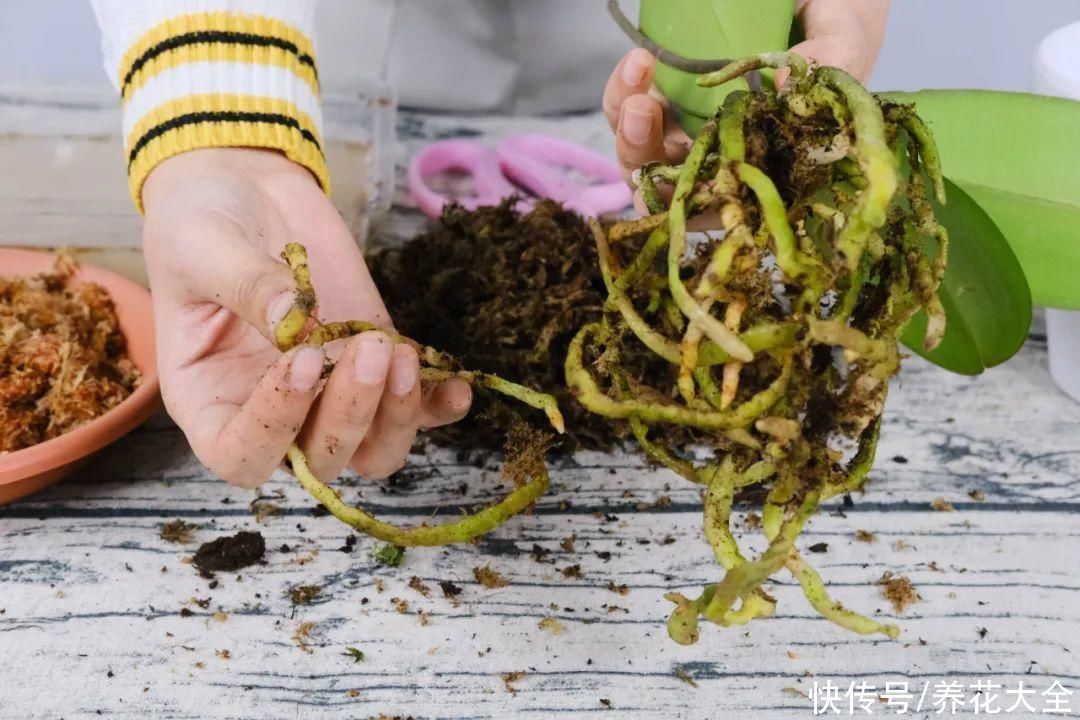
xmin=267 ymin=292 xmax=294 ymax=330
xmin=388 ymin=346 xmax=418 ymax=396
xmin=622 ymin=55 xmax=647 ymax=86
xmin=353 ymin=333 xmax=393 ymax=385
xmin=622 ymin=105 xmax=653 ymax=146
xmin=289 ymin=347 xmax=324 ymax=391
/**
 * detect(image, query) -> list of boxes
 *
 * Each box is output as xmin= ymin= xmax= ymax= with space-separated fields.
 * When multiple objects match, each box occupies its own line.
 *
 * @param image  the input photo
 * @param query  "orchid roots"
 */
xmin=565 ymin=53 xmax=947 ymax=643
xmin=275 ymin=243 xmax=563 ymax=546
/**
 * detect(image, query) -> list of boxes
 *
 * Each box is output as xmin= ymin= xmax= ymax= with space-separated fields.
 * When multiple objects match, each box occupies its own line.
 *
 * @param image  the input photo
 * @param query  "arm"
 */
xmin=91 ymin=1 xmax=471 ymax=487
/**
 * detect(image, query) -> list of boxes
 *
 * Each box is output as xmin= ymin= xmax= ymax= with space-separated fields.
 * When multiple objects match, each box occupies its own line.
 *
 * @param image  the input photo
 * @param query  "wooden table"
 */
xmin=1 ymin=107 xmax=1079 ymax=720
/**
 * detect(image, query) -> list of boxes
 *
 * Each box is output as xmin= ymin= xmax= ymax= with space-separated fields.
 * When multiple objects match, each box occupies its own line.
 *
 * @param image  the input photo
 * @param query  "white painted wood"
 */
xmin=1 ymin=109 xmax=1078 ymax=720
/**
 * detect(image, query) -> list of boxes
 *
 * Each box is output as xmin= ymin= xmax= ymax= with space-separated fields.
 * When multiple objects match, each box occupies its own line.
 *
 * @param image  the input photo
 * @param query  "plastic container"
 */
xmin=0 ymin=80 xmax=396 ymax=285
xmin=1034 ymin=22 xmax=1080 ymax=402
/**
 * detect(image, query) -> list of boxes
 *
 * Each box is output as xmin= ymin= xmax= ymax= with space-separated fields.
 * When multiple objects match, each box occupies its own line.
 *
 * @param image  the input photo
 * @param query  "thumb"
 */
xmin=778 ymin=38 xmax=875 ymax=88
xmin=176 ymin=213 xmax=305 ymax=347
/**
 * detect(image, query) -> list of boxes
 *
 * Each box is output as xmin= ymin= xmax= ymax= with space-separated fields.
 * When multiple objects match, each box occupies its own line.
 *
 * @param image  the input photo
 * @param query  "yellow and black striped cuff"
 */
xmin=126 ymin=94 xmax=329 ymax=212
xmin=118 ymin=12 xmax=319 ymax=101
xmin=119 ymin=13 xmax=328 ymax=212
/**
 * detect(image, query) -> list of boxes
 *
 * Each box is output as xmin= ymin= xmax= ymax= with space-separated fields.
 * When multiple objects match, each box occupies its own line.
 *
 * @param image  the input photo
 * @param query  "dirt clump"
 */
xmin=192 ymin=531 xmax=266 ymax=575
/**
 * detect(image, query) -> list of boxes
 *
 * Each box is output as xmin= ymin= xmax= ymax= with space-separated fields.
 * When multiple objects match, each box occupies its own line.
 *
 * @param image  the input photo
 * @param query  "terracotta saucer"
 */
xmin=0 ymin=248 xmax=160 ymax=504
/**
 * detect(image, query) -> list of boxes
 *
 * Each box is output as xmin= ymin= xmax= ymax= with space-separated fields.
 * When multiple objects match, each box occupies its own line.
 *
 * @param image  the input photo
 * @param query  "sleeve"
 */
xmin=89 ymin=0 xmax=328 ymax=211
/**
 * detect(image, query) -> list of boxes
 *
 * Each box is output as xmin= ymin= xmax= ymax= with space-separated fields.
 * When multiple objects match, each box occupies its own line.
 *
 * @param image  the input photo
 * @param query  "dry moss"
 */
xmin=472 ymin=565 xmax=509 ymax=589
xmin=877 ymin=572 xmax=921 ymax=613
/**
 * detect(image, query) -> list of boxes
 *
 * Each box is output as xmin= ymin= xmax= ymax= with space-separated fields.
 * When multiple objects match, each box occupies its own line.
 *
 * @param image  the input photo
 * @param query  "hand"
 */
xmin=141 ymin=148 xmax=471 ymax=488
xmin=603 ymin=0 xmax=891 ymax=194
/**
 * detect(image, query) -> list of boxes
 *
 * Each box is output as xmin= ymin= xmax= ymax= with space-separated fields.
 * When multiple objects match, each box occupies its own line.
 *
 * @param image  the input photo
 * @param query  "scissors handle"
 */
xmin=407 ymin=139 xmax=521 ymax=219
xmin=496 ymin=134 xmax=632 ymax=216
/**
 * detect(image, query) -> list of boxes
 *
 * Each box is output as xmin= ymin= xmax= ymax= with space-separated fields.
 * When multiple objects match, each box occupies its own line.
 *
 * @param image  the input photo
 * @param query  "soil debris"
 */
xmin=293 ymin=621 xmax=316 ymax=654
xmin=605 ymin=581 xmax=629 ymax=596
xmin=529 ymin=544 xmax=554 ymax=565
xmin=931 ymin=497 xmax=956 ymax=512
xmin=808 ymin=542 xmax=828 ymax=554
xmin=855 ymin=529 xmax=877 ymax=543
xmin=561 ymin=565 xmax=583 ymax=579
xmin=192 ymin=531 xmax=265 ymax=575
xmin=408 ymin=576 xmax=431 ymax=597
xmin=439 ymin=580 xmax=463 ymax=599
xmin=473 ymin=565 xmax=509 ymax=589
xmin=391 ymin=597 xmax=410 ymax=614
xmin=288 ymin=584 xmax=322 ymax=606
xmin=968 ymin=489 xmax=986 ymax=502
xmin=877 ymin=572 xmax=921 ymax=613
xmin=159 ymin=520 xmax=196 ymax=544
xmin=560 ymin=534 xmax=577 ymax=553
xmin=674 ymin=665 xmax=699 ymax=688
xmin=538 ymin=617 xmax=565 ymax=636
xmin=501 ymin=671 xmax=525 ymax=694
xmin=249 ymin=495 xmax=282 ymax=523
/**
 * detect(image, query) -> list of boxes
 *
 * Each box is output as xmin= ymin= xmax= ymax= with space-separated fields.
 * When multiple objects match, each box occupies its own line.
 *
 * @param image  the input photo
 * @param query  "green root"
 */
xmin=287 ymin=444 xmax=549 ymax=546
xmin=271 ymin=242 xmax=562 ymax=546
xmin=787 ymin=551 xmax=900 ymax=638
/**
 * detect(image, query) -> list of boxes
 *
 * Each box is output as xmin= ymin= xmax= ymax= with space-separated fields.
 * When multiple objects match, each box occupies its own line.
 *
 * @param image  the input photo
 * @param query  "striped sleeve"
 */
xmin=90 ymin=1 xmax=328 ymax=211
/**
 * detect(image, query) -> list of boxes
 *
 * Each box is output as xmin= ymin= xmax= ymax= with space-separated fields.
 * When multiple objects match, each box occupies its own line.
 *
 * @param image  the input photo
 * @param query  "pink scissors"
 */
xmin=407 ymin=133 xmax=632 ymax=219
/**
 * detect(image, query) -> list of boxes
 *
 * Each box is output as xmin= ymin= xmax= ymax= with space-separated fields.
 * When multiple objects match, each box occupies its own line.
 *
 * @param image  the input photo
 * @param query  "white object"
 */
xmin=1034 ymin=21 xmax=1080 ymax=402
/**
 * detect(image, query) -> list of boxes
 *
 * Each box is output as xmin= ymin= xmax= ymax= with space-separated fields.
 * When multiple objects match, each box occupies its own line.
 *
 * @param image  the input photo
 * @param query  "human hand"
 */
xmin=141 ymin=148 xmax=471 ymax=488
xmin=603 ymin=0 xmax=891 ymax=194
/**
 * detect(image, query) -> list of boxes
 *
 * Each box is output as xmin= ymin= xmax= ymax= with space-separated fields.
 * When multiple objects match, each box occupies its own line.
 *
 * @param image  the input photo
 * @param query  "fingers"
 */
xmin=615 ymin=94 xmax=668 ymax=186
xmin=349 ymin=344 xmax=423 ymax=480
xmin=418 ymin=378 xmax=472 ymax=429
xmin=189 ymin=345 xmax=325 ymax=488
xmin=294 ymin=332 xmax=394 ymax=481
xmin=782 ymin=37 xmax=870 ymax=87
xmin=169 ymin=212 xmax=301 ymax=345
xmin=603 ymin=48 xmax=657 ymax=132
xmin=781 ymin=0 xmax=891 ymax=86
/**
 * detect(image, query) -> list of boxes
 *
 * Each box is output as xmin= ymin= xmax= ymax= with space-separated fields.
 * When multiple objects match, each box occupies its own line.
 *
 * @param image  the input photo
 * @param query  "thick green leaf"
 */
xmin=640 ymin=0 xmax=795 ymax=128
xmin=900 ymin=178 xmax=1032 ymax=374
xmin=884 ymin=90 xmax=1080 ymax=309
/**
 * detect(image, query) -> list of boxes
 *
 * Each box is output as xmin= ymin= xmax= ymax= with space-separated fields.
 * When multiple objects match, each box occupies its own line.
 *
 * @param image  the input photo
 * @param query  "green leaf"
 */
xmin=900 ymin=178 xmax=1032 ymax=375
xmin=884 ymin=90 xmax=1080 ymax=309
xmin=372 ymin=543 xmax=405 ymax=567
xmin=640 ymin=0 xmax=795 ymax=129
xmin=343 ymin=647 xmax=365 ymax=663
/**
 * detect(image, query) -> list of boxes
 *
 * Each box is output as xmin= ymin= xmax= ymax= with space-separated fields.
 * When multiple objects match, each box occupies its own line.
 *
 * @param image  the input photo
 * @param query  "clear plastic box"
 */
xmin=0 ymin=81 xmax=397 ymax=285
